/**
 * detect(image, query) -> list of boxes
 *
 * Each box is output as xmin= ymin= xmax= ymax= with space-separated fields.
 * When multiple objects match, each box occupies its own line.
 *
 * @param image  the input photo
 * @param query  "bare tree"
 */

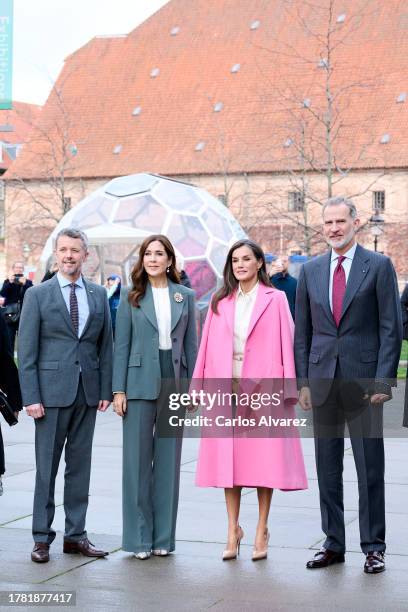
xmin=5 ymin=74 xmax=91 ymax=253
xmin=246 ymin=0 xmax=389 ymax=255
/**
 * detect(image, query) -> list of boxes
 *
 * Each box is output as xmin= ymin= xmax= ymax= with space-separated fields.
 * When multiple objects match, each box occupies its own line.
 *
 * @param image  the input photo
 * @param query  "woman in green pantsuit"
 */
xmin=112 ymin=235 xmax=197 ymax=559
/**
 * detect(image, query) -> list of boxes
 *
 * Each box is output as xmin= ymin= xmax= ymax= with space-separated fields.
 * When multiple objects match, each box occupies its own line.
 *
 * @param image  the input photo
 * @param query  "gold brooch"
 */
xmin=174 ymin=292 xmax=184 ymax=303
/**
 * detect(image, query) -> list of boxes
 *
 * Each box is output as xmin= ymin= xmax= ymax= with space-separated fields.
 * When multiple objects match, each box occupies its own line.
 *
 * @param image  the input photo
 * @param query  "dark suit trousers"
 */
xmin=32 ymin=379 xmax=97 ymax=544
xmin=0 ymin=424 xmax=5 ymax=475
xmin=314 ymin=373 xmax=385 ymax=554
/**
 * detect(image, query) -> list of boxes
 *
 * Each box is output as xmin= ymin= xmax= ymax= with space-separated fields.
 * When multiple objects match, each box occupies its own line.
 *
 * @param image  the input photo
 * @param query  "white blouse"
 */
xmin=152 ymin=287 xmax=172 ymax=350
xmin=233 ymin=282 xmax=259 ymax=378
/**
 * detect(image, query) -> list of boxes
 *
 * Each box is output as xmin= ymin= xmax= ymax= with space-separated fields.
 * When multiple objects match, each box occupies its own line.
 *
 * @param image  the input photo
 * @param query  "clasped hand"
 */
xmin=113 ymin=393 xmax=127 ymax=417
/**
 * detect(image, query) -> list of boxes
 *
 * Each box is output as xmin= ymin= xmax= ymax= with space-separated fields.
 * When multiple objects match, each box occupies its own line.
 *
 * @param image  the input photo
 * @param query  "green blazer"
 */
xmin=112 ymin=280 xmax=197 ymax=400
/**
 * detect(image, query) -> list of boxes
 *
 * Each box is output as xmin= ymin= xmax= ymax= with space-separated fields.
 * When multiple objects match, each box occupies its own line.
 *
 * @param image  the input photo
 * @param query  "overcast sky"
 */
xmin=13 ymin=0 xmax=170 ymax=105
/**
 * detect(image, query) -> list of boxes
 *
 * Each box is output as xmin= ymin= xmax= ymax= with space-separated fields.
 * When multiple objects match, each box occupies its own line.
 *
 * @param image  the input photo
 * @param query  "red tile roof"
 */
xmin=0 ymin=101 xmax=41 ymax=171
xmin=6 ymin=0 xmax=408 ymax=180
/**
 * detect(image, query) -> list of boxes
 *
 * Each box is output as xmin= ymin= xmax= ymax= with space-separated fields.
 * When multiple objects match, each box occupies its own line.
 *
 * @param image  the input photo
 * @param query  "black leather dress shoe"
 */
xmin=63 ymin=538 xmax=108 ymax=558
xmin=31 ymin=543 xmax=50 ymax=563
xmin=306 ymin=548 xmax=345 ymax=569
xmin=364 ymin=551 xmax=385 ymax=574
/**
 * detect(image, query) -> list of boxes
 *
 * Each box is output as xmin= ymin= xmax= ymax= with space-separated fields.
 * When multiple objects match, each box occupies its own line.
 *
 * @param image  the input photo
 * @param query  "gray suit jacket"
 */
xmin=18 ymin=275 xmax=113 ymax=408
xmin=112 ymin=280 xmax=197 ymax=399
xmin=295 ymin=244 xmax=402 ymax=405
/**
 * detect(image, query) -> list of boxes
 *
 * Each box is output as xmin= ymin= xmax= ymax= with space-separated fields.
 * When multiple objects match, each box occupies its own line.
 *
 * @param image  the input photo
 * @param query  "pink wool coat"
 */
xmin=193 ymin=283 xmax=308 ymax=490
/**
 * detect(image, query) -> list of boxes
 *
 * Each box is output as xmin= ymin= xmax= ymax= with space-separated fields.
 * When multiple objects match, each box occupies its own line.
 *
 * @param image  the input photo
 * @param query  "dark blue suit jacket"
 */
xmin=294 ymin=244 xmax=402 ymax=405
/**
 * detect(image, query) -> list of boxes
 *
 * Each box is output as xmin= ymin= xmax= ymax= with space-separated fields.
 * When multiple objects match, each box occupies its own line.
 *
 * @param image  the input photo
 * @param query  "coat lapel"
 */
xmin=314 ymin=251 xmax=333 ymax=324
xmin=80 ymin=278 xmax=96 ymax=338
xmin=139 ymin=282 xmax=158 ymax=330
xmin=340 ymin=244 xmax=370 ymax=322
xmin=51 ymin=275 xmax=77 ymax=338
xmin=168 ymin=280 xmax=184 ymax=331
xmin=246 ymin=284 xmax=274 ymax=339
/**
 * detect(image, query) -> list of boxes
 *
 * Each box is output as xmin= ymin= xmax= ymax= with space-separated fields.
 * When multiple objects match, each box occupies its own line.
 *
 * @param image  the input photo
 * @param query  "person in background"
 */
xmin=41 ymin=260 xmax=59 ymax=283
xmin=269 ymin=255 xmax=297 ymax=321
xmin=0 ymin=261 xmax=33 ymax=352
xmin=105 ymin=274 xmax=121 ymax=335
xmin=0 ymin=310 xmax=23 ymax=496
xmin=401 ymin=283 xmax=408 ymax=341
xmin=176 ymin=255 xmax=192 ymax=289
xmin=401 ymin=283 xmax=408 ymax=428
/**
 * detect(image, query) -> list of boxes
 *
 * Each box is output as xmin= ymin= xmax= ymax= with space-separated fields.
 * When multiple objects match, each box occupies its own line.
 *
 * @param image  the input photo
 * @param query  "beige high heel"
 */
xmin=222 ymin=525 xmax=244 ymax=561
xmin=252 ymin=528 xmax=270 ymax=561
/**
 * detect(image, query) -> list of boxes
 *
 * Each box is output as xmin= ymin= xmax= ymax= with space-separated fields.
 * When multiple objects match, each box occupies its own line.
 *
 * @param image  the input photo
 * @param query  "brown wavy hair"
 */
xmin=128 ymin=235 xmax=180 ymax=307
xmin=211 ymin=239 xmax=272 ymax=314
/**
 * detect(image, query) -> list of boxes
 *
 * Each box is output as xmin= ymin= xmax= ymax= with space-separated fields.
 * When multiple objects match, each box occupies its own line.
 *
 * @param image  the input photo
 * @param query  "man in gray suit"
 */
xmin=18 ymin=228 xmax=113 ymax=563
xmin=295 ymin=197 xmax=402 ymax=574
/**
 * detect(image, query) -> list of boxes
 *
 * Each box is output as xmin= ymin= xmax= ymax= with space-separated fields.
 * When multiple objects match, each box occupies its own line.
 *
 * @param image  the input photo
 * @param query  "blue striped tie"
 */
xmin=69 ymin=283 xmax=79 ymax=335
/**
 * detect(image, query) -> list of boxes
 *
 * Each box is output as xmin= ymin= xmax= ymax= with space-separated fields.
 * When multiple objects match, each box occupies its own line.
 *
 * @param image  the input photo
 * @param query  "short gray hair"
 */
xmin=55 ymin=227 xmax=89 ymax=251
xmin=322 ymin=196 xmax=357 ymax=219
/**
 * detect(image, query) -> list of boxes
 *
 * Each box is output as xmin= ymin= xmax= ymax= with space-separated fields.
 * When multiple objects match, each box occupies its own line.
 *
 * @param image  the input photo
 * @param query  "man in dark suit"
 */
xmin=295 ymin=196 xmax=402 ymax=574
xmin=18 ymin=228 xmax=113 ymax=563
xmin=0 ymin=311 xmax=23 ymax=495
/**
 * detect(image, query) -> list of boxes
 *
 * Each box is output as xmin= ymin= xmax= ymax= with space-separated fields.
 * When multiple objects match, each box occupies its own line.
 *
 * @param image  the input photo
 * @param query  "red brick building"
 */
xmin=0 ymin=101 xmax=41 ymax=273
xmin=4 ymin=0 xmax=408 ymax=281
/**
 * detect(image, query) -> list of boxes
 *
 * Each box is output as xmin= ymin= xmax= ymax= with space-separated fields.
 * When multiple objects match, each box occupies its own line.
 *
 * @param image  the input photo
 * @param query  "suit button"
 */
xmin=75 ymin=361 xmax=79 ymax=365
xmin=174 ymin=359 xmax=179 ymax=364
xmin=173 ymin=338 xmax=177 ymax=342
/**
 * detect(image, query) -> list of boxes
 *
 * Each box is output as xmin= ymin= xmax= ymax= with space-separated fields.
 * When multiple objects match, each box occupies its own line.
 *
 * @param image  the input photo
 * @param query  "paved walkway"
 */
xmin=1 ymin=387 xmax=408 ymax=611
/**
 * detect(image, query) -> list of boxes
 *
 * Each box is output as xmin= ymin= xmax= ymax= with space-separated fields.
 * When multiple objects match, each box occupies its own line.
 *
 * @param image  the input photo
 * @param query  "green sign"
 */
xmin=0 ymin=0 xmax=13 ymax=109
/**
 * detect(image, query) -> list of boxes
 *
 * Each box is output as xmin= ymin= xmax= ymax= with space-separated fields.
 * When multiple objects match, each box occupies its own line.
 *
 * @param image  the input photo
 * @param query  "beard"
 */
xmin=326 ymin=228 xmax=355 ymax=250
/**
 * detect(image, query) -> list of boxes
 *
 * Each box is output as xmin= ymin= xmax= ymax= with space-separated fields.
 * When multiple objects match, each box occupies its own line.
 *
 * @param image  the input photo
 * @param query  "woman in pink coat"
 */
xmin=192 ymin=239 xmax=307 ymax=561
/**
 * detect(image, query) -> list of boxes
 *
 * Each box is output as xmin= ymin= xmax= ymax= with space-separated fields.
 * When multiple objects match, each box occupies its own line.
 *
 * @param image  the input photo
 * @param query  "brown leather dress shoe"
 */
xmin=306 ymin=548 xmax=345 ymax=569
xmin=364 ymin=551 xmax=385 ymax=574
xmin=63 ymin=537 xmax=109 ymax=558
xmin=31 ymin=543 xmax=50 ymax=563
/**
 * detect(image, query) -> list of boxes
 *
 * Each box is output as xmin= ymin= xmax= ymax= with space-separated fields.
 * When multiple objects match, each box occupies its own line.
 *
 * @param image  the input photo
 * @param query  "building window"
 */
xmin=217 ymin=194 xmax=227 ymax=206
xmin=62 ymin=196 xmax=72 ymax=210
xmin=372 ymin=190 xmax=385 ymax=211
xmin=0 ymin=180 xmax=4 ymax=201
xmin=288 ymin=191 xmax=304 ymax=212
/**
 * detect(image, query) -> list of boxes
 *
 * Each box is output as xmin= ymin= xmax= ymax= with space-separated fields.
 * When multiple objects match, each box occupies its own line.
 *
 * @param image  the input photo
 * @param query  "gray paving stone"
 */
xmin=2 ymin=404 xmax=408 ymax=611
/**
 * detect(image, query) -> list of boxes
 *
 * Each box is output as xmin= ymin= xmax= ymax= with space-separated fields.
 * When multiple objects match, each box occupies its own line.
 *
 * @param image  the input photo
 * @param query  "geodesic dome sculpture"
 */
xmin=41 ymin=173 xmax=247 ymax=301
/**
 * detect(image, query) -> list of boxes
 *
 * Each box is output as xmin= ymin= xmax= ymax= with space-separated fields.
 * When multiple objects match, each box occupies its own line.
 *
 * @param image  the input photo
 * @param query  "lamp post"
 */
xmin=369 ymin=210 xmax=384 ymax=252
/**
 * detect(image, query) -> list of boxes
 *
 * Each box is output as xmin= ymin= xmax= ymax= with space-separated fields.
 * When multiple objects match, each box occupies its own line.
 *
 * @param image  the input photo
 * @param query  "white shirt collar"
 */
xmin=237 ymin=281 xmax=259 ymax=297
xmin=331 ymin=242 xmax=357 ymax=263
xmin=57 ymin=271 xmax=85 ymax=289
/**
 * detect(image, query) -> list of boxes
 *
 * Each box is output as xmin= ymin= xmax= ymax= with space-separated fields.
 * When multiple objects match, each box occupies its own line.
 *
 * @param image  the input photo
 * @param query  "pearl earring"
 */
xmin=166 ymin=267 xmax=170 ymax=273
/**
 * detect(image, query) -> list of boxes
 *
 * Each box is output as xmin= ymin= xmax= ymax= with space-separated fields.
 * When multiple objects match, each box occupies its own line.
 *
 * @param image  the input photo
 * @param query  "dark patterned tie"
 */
xmin=332 ymin=255 xmax=346 ymax=327
xmin=69 ymin=283 xmax=79 ymax=335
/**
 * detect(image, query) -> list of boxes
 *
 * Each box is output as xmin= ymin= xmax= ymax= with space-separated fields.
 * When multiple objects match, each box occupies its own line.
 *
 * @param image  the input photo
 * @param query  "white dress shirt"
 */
xmin=328 ymin=242 xmax=357 ymax=312
xmin=233 ymin=282 xmax=259 ymax=378
xmin=57 ymin=272 xmax=89 ymax=337
xmin=152 ymin=286 xmax=172 ymax=350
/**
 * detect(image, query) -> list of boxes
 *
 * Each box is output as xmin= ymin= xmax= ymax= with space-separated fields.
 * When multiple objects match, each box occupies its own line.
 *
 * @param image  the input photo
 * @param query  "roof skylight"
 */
xmin=380 ymin=133 xmax=390 ymax=144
